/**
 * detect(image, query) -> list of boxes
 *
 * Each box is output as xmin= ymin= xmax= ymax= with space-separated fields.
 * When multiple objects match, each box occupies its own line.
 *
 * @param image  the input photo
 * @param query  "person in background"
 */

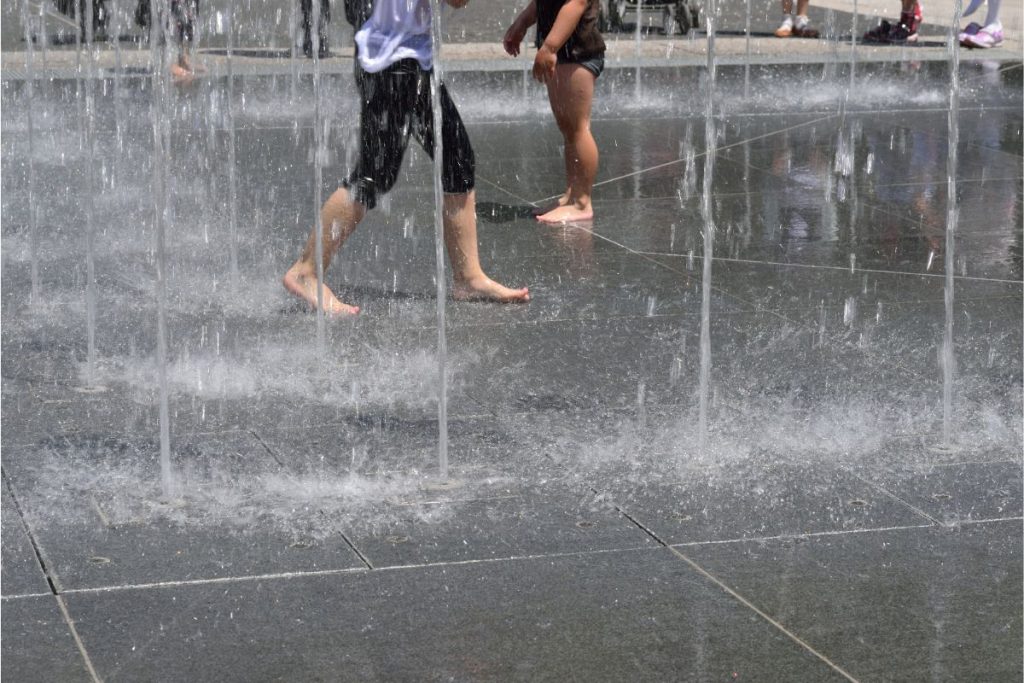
xmin=862 ymin=0 xmax=923 ymax=44
xmin=301 ymin=0 xmax=331 ymax=57
xmin=774 ymin=0 xmax=818 ymax=38
xmin=959 ymin=0 xmax=1003 ymax=48
xmin=135 ymin=0 xmax=201 ymax=82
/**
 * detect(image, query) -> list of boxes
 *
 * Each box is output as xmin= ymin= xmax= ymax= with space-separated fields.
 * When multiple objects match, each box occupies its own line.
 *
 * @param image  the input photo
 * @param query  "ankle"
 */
xmin=453 ymin=269 xmax=487 ymax=286
xmin=568 ymin=194 xmax=592 ymax=210
xmin=285 ymin=262 xmax=316 ymax=280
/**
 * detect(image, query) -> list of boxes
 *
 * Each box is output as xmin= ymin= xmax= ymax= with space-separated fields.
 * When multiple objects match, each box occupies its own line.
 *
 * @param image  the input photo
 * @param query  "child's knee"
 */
xmin=561 ymin=120 xmax=592 ymax=142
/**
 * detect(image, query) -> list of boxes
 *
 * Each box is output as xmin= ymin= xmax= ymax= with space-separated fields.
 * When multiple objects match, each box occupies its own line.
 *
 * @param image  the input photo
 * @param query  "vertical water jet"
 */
xmin=20 ymin=0 xmax=40 ymax=306
xmin=429 ymin=0 xmax=450 ymax=481
xmin=941 ymin=0 xmax=963 ymax=448
xmin=150 ymin=0 xmax=176 ymax=496
xmin=697 ymin=0 xmax=717 ymax=452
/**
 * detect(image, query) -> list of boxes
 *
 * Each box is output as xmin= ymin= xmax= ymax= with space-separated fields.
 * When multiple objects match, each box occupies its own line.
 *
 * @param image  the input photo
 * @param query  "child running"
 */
xmin=504 ymin=0 xmax=606 ymax=224
xmin=283 ymin=0 xmax=530 ymax=315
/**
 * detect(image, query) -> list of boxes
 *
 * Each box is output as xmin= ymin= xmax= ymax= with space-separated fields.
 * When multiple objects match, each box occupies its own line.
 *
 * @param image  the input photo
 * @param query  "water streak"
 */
xmin=311 ymin=0 xmax=326 ymax=350
xmin=743 ymin=0 xmax=751 ymax=99
xmin=150 ymin=0 xmax=176 ymax=496
xmin=941 ymin=0 xmax=963 ymax=447
xmin=20 ymin=0 xmax=40 ymax=305
xmin=84 ymin=0 xmax=99 ymax=383
xmin=226 ymin=8 xmax=239 ymax=287
xmin=429 ymin=0 xmax=449 ymax=480
xmin=697 ymin=0 xmax=717 ymax=452
xmin=112 ymin=0 xmax=126 ymax=154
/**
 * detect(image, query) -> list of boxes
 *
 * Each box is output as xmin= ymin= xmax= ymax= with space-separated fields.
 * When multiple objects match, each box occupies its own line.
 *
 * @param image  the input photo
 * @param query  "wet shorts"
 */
xmin=343 ymin=59 xmax=475 ymax=210
xmin=557 ymin=53 xmax=605 ymax=79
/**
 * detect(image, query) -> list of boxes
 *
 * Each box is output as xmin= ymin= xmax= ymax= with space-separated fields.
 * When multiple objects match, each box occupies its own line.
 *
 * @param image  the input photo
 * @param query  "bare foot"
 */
xmin=452 ymin=275 xmax=530 ymax=303
xmin=170 ymin=63 xmax=197 ymax=86
xmin=536 ymin=204 xmax=593 ymax=224
xmin=282 ymin=268 xmax=360 ymax=316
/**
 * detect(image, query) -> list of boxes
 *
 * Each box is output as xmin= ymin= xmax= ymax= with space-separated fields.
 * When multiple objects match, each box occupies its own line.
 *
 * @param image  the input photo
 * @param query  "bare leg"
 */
xmin=282 ymin=186 xmax=366 ymax=315
xmin=795 ymin=0 xmax=809 ymax=15
xmin=170 ymin=48 xmax=196 ymax=84
xmin=983 ymin=0 xmax=1002 ymax=26
xmin=537 ymin=64 xmax=598 ymax=224
xmin=445 ymin=191 xmax=530 ymax=302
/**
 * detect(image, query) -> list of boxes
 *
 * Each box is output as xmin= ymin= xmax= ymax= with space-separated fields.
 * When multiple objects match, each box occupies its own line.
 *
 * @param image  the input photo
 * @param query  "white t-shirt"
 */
xmin=354 ymin=0 xmax=433 ymax=73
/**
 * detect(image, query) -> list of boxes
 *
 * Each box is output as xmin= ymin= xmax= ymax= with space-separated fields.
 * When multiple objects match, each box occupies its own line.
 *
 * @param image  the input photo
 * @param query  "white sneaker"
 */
xmin=965 ymin=21 xmax=1003 ymax=49
xmin=775 ymin=16 xmax=794 ymax=37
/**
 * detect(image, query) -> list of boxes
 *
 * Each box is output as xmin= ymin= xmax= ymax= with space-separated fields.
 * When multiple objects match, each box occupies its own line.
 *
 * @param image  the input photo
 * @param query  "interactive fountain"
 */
xmin=0 ymin=2 xmax=1021 ymax=677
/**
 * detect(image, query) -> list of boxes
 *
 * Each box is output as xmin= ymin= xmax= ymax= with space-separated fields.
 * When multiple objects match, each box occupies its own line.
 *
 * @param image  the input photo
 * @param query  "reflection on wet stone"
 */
xmin=1 ymin=23 xmax=1022 ymax=683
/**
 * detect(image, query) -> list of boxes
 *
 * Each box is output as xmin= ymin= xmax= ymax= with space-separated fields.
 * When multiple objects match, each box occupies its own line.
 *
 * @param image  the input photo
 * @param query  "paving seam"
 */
xmin=584 ymin=113 xmax=839 ymax=198
xmin=15 ymin=518 xmax=1019 ymax=599
xmin=596 ymin=487 xmax=862 ymax=682
xmin=53 ymin=593 xmax=104 ymax=683
xmin=559 ymin=221 xmax=1009 ymax=387
xmin=929 ymin=460 xmax=1024 ymax=467
xmin=563 ymin=221 xmax=836 ymax=335
xmin=953 ymin=515 xmax=1024 ymax=526
xmin=668 ymin=522 xmax=936 ymax=548
xmin=60 ymin=566 xmax=370 ymax=595
xmin=246 ymin=427 xmax=375 ymax=567
xmin=57 ymin=545 xmax=655 ymax=595
xmin=841 ymin=466 xmax=946 ymax=526
xmin=465 ymin=103 xmax=1022 ymax=130
xmin=249 ymin=428 xmax=287 ymax=468
xmin=338 ymin=531 xmax=374 ymax=569
xmin=0 ymin=592 xmax=55 ymax=600
xmin=635 ymin=252 xmax=1024 ymax=285
xmin=5 ymin=465 xmax=103 ymax=681
xmin=1 ymin=467 xmax=62 ymax=593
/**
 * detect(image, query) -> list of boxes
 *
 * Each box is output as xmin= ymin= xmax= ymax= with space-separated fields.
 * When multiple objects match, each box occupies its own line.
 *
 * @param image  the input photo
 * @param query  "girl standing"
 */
xmin=504 ymin=0 xmax=605 ymax=224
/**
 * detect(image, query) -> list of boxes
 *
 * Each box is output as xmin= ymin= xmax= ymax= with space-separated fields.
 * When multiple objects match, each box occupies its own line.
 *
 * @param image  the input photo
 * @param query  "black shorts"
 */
xmin=343 ymin=59 xmax=475 ymax=210
xmin=557 ymin=53 xmax=605 ymax=79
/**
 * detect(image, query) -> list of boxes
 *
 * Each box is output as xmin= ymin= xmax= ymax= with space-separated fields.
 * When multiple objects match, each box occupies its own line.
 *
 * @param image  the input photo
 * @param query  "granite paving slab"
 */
xmin=341 ymin=483 xmax=656 ymax=569
xmin=1 ymin=595 xmax=93 ymax=683
xmin=680 ymin=521 xmax=1023 ymax=681
xmin=853 ymin=460 xmax=1024 ymax=525
xmin=596 ymin=460 xmax=932 ymax=545
xmin=1 ymin=485 xmax=51 ymax=596
xmin=62 ymin=548 xmax=852 ymax=681
xmin=1 ymin=54 xmax=1021 ymax=681
xmin=2 ymin=432 xmax=369 ymax=590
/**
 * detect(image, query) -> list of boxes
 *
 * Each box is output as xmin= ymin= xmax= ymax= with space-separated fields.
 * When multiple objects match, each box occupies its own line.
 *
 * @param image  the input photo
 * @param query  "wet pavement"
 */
xmin=1 ymin=58 xmax=1022 ymax=681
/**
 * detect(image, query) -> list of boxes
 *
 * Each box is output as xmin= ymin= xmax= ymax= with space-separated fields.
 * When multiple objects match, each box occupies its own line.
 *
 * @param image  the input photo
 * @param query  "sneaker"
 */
xmin=791 ymin=15 xmax=819 ymax=37
xmin=958 ymin=21 xmax=982 ymax=45
xmin=775 ymin=16 xmax=794 ymax=37
xmin=863 ymin=20 xmax=893 ymax=43
xmin=965 ymin=21 xmax=1003 ymax=48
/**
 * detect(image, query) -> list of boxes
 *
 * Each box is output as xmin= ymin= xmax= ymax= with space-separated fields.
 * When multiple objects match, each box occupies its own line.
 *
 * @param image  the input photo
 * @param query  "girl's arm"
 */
xmin=533 ymin=0 xmax=586 ymax=81
xmin=504 ymin=0 xmax=538 ymax=57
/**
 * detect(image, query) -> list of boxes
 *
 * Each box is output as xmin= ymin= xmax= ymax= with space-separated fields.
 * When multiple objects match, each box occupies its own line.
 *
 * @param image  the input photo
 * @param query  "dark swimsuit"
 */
xmin=535 ymin=0 xmax=607 ymax=78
